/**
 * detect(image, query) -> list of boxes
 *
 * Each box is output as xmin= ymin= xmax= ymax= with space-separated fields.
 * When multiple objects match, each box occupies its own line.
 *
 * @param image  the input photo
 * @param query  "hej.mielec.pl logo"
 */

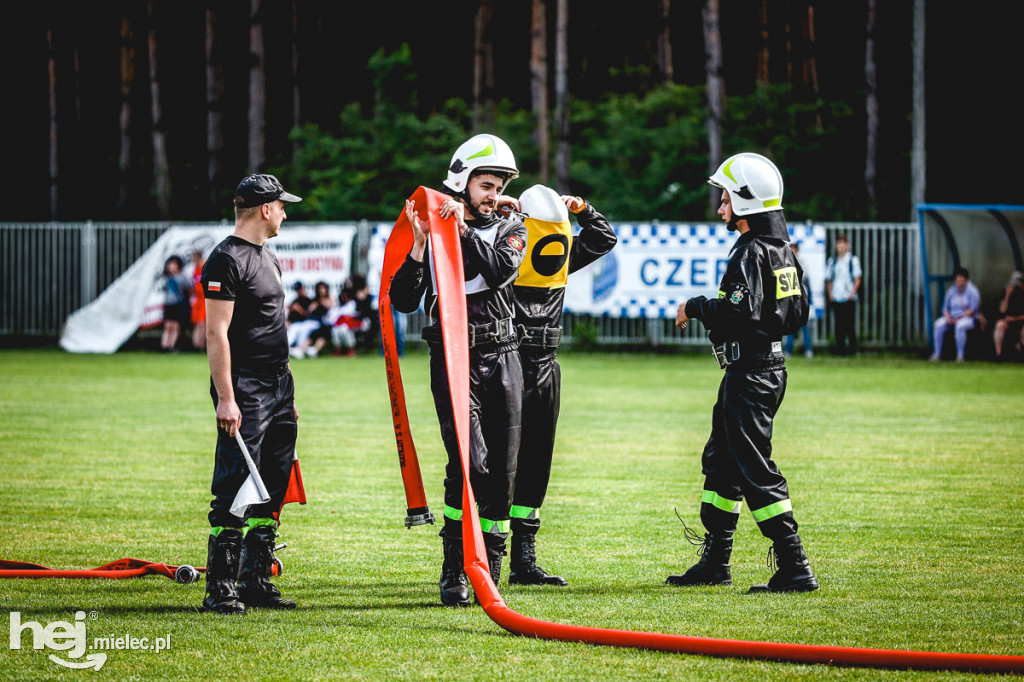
xmin=10 ymin=611 xmax=172 ymax=671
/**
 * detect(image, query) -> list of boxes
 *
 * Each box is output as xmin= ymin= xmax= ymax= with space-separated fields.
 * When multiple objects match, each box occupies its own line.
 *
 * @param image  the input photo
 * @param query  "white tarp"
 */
xmin=60 ymin=224 xmax=357 ymax=353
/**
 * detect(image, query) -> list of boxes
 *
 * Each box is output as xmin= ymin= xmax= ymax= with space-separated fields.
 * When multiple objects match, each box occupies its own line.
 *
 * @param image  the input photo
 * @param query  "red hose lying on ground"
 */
xmin=379 ymin=187 xmax=1024 ymax=674
xmin=0 ymin=558 xmax=203 ymax=582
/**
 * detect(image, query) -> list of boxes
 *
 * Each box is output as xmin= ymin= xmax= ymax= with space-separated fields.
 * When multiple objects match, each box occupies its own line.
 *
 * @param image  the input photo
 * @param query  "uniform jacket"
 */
xmin=685 ymin=230 xmax=809 ymax=348
xmin=389 ymin=211 xmax=528 ymax=331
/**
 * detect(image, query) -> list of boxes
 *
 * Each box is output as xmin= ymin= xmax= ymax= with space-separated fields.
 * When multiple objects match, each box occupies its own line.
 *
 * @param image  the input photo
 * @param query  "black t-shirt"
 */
xmin=288 ymin=295 xmax=312 ymax=323
xmin=202 ymin=235 xmax=288 ymax=370
xmin=1007 ymin=287 xmax=1024 ymax=318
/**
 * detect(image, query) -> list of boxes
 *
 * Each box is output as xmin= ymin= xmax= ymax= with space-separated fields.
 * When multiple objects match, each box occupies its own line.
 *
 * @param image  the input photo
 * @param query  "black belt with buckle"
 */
xmin=518 ymin=325 xmax=563 ymax=351
xmin=712 ymin=340 xmax=785 ymax=369
xmin=421 ymin=317 xmax=517 ymax=349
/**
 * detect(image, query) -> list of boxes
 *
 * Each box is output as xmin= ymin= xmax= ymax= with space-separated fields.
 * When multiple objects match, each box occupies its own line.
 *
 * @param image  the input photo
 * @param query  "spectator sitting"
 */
xmin=287 ymin=281 xmax=312 ymax=327
xmin=326 ymin=273 xmax=374 ymax=357
xmin=993 ymin=270 xmax=1024 ymax=362
xmin=930 ymin=266 xmax=982 ymax=363
xmin=288 ymin=280 xmax=334 ymax=358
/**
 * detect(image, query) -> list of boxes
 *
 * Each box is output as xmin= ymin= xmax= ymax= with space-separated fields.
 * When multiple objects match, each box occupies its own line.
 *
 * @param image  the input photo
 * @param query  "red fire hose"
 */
xmin=0 ymin=558 xmax=203 ymax=583
xmin=381 ymin=186 xmax=1024 ymax=674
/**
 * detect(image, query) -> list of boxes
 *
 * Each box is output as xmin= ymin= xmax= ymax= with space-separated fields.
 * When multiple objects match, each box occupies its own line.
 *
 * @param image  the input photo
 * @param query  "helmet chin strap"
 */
xmin=463 ymin=193 xmax=487 ymax=221
xmin=440 ymin=186 xmax=484 ymax=221
xmin=440 ymin=186 xmax=500 ymax=223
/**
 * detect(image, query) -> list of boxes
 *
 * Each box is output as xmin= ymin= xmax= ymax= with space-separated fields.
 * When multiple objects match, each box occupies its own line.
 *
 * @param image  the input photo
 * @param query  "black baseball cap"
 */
xmin=233 ymin=174 xmax=302 ymax=208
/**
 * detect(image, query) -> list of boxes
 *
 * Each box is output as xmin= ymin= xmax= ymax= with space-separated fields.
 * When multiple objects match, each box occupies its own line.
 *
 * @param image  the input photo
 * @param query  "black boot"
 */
xmin=666 ymin=526 xmax=733 ymax=586
xmin=473 ymin=534 xmax=507 ymax=605
xmin=509 ymin=531 xmax=567 ymax=586
xmin=439 ymin=533 xmax=471 ymax=607
xmin=484 ymin=535 xmax=506 ymax=586
xmin=237 ymin=526 xmax=296 ymax=609
xmin=747 ymin=534 xmax=819 ymax=593
xmin=200 ymin=529 xmax=246 ymax=615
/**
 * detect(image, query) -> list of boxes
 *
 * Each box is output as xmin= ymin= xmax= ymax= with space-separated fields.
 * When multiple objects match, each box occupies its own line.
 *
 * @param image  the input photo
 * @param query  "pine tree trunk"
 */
xmin=801 ymin=3 xmax=820 ymax=95
xmin=292 ymin=1 xmax=299 ymax=130
xmin=472 ymin=0 xmax=493 ymax=130
xmin=554 ymin=0 xmax=570 ymax=192
xmin=756 ymin=0 xmax=770 ymax=85
xmin=292 ymin=1 xmax=301 ymax=138
xmin=530 ymin=0 xmax=549 ymax=184
xmin=864 ymin=0 xmax=879 ymax=207
xmin=703 ymin=0 xmax=724 ymax=214
xmin=911 ymin=0 xmax=926 ymax=215
xmin=147 ymin=0 xmax=170 ymax=218
xmin=206 ymin=6 xmax=224 ymax=200
xmin=118 ymin=15 xmax=134 ymax=214
xmin=656 ymin=0 xmax=674 ymax=83
xmin=47 ymin=26 xmax=58 ymax=219
xmin=799 ymin=1 xmax=822 ymax=128
xmin=248 ymin=0 xmax=266 ymax=174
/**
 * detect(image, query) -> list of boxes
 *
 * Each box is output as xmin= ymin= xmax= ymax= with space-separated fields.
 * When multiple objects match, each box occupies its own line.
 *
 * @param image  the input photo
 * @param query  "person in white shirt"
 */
xmin=824 ymin=234 xmax=862 ymax=356
xmin=930 ymin=266 xmax=982 ymax=363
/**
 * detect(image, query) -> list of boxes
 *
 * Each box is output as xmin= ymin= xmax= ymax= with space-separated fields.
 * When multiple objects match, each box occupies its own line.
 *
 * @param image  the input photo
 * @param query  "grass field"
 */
xmin=1 ymin=348 xmax=1022 ymax=681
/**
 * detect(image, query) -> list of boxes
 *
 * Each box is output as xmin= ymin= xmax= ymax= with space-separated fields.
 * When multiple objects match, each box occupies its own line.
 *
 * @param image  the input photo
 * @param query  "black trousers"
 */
xmin=429 ymin=343 xmax=522 ymax=539
xmin=511 ymin=350 xmax=561 ymax=534
xmin=209 ymin=368 xmax=296 ymax=528
xmin=832 ymin=300 xmax=857 ymax=355
xmin=699 ymin=366 xmax=798 ymax=542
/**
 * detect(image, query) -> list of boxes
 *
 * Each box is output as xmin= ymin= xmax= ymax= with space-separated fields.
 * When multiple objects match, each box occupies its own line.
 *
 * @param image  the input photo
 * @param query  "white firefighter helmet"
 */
xmin=708 ymin=152 xmax=784 ymax=216
xmin=443 ymin=134 xmax=519 ymax=193
xmin=518 ymin=184 xmax=569 ymax=223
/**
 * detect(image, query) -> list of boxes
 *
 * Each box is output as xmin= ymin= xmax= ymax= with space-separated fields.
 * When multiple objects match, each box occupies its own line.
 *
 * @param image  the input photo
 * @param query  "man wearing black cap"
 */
xmin=199 ymin=174 xmax=302 ymax=614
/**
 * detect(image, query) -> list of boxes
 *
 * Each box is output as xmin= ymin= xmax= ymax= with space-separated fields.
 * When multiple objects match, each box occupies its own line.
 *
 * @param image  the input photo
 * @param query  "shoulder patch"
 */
xmin=728 ymin=284 xmax=748 ymax=304
xmin=508 ymin=235 xmax=525 ymax=251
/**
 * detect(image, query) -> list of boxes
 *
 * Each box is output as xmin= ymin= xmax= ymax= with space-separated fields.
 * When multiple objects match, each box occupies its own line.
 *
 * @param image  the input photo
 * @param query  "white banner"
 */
xmin=368 ymin=221 xmax=825 ymax=320
xmin=60 ymin=224 xmax=356 ymax=354
xmin=564 ymin=222 xmax=827 ymax=320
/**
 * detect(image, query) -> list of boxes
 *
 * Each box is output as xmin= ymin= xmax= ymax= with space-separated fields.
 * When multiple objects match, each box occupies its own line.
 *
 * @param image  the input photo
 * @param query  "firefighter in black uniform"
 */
xmin=507 ymin=185 xmax=617 ymax=586
xmin=668 ymin=153 xmax=819 ymax=593
xmin=389 ymin=134 xmax=528 ymax=607
xmin=201 ymin=174 xmax=302 ymax=614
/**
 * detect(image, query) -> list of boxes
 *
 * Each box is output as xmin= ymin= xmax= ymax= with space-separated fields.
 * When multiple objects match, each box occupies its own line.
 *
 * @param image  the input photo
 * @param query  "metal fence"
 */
xmin=1 ymin=220 xmax=925 ymax=349
xmin=562 ymin=221 xmax=926 ymax=350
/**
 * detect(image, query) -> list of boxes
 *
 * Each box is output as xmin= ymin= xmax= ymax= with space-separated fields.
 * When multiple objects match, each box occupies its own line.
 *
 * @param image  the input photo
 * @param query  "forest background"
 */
xmin=4 ymin=0 xmax=1022 ymax=226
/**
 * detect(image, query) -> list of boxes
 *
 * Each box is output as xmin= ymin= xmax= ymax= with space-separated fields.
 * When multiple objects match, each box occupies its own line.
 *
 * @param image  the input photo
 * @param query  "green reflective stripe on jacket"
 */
xmin=751 ymin=499 xmax=793 ymax=522
xmin=702 ymin=489 xmax=743 ymax=514
xmin=444 ymin=505 xmax=463 ymax=521
xmin=479 ymin=518 xmax=510 ymax=534
xmin=509 ymin=505 xmax=539 ymax=520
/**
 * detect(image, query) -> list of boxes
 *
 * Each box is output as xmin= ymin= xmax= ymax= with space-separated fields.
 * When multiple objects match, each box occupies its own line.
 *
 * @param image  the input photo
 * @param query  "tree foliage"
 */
xmin=282 ymin=47 xmax=861 ymax=223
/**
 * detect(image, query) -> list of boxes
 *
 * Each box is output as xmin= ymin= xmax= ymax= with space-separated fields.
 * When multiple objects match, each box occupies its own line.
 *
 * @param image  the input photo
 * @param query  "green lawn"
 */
xmin=1 ymin=348 xmax=1022 ymax=680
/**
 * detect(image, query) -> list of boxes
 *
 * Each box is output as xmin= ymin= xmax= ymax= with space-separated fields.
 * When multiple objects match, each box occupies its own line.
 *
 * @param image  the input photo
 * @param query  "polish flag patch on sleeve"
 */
xmin=207 ymin=281 xmax=221 ymax=292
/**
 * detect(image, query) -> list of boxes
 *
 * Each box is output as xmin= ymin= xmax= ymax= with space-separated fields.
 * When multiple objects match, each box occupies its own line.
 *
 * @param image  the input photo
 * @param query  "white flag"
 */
xmin=230 ymin=431 xmax=270 ymax=516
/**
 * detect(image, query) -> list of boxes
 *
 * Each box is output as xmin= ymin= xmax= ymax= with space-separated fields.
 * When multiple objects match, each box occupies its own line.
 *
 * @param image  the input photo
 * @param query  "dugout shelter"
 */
xmin=918 ymin=203 xmax=1024 ymax=351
